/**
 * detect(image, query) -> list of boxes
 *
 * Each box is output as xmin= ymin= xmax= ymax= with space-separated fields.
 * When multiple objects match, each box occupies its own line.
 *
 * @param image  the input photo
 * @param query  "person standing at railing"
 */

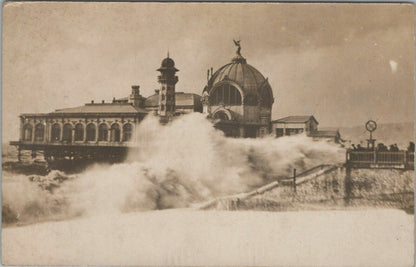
xmin=389 ymin=144 xmax=399 ymax=152
xmin=377 ymin=143 xmax=388 ymax=152
xmin=407 ymin=142 xmax=414 ymax=152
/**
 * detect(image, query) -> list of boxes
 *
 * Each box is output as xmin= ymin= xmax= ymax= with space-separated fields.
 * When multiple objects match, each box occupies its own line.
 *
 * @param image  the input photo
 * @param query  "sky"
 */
xmin=2 ymin=2 xmax=414 ymax=142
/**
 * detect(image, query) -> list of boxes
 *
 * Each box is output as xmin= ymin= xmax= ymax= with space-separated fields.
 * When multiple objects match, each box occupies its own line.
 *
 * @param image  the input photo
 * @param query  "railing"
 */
xmin=348 ymin=151 xmax=375 ymax=163
xmin=346 ymin=149 xmax=414 ymax=169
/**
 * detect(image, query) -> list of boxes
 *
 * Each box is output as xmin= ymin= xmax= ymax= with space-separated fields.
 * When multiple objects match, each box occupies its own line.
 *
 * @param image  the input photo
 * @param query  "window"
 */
xmin=74 ymin=123 xmax=84 ymax=141
xmin=86 ymin=123 xmax=96 ymax=141
xmin=51 ymin=123 xmax=61 ymax=142
xmin=123 ymin=123 xmax=133 ymax=142
xmin=110 ymin=123 xmax=120 ymax=142
xmin=63 ymin=124 xmax=72 ymax=142
xmin=210 ymin=84 xmax=242 ymax=106
xmin=160 ymin=104 xmax=165 ymax=111
xmin=285 ymin=128 xmax=303 ymax=136
xmin=213 ymin=111 xmax=229 ymax=120
xmin=98 ymin=124 xmax=108 ymax=141
xmin=23 ymin=124 xmax=32 ymax=141
xmin=275 ymin=128 xmax=284 ymax=137
xmin=34 ymin=123 xmax=45 ymax=141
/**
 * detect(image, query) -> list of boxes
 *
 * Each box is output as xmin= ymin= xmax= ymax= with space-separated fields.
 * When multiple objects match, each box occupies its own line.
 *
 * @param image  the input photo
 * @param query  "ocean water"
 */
xmin=2 ymin=113 xmax=345 ymax=225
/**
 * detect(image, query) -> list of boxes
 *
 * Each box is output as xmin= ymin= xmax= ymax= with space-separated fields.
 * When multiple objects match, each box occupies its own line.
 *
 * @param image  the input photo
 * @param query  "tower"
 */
xmin=128 ymin=85 xmax=142 ymax=108
xmin=157 ymin=54 xmax=179 ymax=120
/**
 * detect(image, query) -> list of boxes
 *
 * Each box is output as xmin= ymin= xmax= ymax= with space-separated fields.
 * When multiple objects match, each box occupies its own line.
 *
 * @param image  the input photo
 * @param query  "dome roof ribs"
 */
xmin=204 ymin=48 xmax=273 ymax=103
xmin=233 ymin=62 xmax=239 ymax=84
xmin=227 ymin=63 xmax=233 ymax=79
xmin=214 ymin=63 xmax=232 ymax=84
xmin=247 ymin=66 xmax=259 ymax=93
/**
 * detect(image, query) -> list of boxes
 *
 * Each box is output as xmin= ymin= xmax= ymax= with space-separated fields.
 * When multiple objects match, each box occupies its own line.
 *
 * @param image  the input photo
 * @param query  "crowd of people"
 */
xmin=350 ymin=141 xmax=415 ymax=152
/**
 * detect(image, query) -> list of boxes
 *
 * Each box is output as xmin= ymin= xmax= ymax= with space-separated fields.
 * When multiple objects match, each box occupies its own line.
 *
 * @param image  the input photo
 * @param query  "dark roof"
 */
xmin=52 ymin=103 xmax=148 ymax=114
xmin=157 ymin=57 xmax=179 ymax=72
xmin=309 ymin=130 xmax=340 ymax=138
xmin=144 ymin=92 xmax=201 ymax=108
xmin=205 ymin=56 xmax=273 ymax=106
xmin=272 ymin=115 xmax=319 ymax=124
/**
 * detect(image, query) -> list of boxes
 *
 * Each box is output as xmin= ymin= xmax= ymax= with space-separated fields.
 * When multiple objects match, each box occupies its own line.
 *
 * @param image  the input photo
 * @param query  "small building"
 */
xmin=271 ymin=115 xmax=318 ymax=137
xmin=272 ymin=115 xmax=342 ymax=144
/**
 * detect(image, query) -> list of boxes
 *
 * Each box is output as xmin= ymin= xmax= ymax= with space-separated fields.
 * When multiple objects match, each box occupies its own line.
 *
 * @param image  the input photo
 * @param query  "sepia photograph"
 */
xmin=1 ymin=2 xmax=414 ymax=266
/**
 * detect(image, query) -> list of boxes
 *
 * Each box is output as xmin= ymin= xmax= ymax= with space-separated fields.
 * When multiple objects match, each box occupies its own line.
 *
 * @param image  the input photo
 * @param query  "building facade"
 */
xmin=202 ymin=50 xmax=274 ymax=138
xmin=12 ymin=55 xmax=202 ymax=162
xmin=11 ymin=44 xmax=341 ymax=163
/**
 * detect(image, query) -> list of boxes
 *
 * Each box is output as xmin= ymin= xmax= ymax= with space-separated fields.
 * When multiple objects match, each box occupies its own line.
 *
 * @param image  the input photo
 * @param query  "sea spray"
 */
xmin=2 ymin=113 xmax=345 ymax=225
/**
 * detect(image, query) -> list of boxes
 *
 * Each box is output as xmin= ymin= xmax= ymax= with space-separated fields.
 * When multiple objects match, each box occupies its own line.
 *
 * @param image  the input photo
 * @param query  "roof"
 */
xmin=144 ymin=92 xmax=201 ymax=107
xmin=204 ymin=54 xmax=274 ymax=107
xmin=157 ymin=57 xmax=179 ymax=72
xmin=114 ymin=97 xmax=128 ymax=102
xmin=52 ymin=103 xmax=148 ymax=114
xmin=309 ymin=130 xmax=340 ymax=138
xmin=272 ymin=115 xmax=319 ymax=124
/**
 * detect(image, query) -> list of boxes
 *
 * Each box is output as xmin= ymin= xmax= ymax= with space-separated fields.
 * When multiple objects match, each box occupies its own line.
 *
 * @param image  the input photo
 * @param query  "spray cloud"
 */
xmin=2 ymin=113 xmax=345 ymax=224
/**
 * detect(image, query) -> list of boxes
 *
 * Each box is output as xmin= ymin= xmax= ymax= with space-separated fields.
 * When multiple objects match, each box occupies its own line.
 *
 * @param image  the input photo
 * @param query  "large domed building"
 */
xmin=202 ymin=47 xmax=274 ymax=138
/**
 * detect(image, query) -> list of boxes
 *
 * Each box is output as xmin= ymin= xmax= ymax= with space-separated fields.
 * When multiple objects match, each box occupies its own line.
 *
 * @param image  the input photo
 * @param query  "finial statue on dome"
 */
xmin=233 ymin=39 xmax=241 ymax=56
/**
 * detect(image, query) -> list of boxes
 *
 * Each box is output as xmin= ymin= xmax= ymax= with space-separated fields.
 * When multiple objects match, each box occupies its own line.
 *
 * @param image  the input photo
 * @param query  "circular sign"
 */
xmin=365 ymin=120 xmax=377 ymax=132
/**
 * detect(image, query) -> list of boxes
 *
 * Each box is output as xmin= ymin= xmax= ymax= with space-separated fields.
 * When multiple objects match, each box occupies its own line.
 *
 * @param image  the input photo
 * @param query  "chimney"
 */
xmin=131 ymin=85 xmax=140 ymax=94
xmin=102 ymin=100 xmax=105 ymax=104
xmin=129 ymin=85 xmax=142 ymax=108
xmin=112 ymin=97 xmax=116 ymax=103
xmin=91 ymin=100 xmax=94 ymax=104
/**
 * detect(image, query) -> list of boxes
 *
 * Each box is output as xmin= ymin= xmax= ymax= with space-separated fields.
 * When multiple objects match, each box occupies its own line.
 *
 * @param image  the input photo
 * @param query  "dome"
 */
xmin=157 ymin=56 xmax=179 ymax=72
xmin=161 ymin=57 xmax=175 ymax=68
xmin=205 ymin=55 xmax=274 ymax=107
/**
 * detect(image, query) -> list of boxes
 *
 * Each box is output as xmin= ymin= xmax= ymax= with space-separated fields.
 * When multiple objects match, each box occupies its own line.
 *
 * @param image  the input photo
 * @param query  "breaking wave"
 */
xmin=2 ymin=113 xmax=345 ymax=225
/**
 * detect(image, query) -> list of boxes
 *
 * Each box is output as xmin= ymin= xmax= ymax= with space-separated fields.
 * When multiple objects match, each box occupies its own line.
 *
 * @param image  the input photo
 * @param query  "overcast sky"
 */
xmin=2 ymin=2 xmax=414 ymax=141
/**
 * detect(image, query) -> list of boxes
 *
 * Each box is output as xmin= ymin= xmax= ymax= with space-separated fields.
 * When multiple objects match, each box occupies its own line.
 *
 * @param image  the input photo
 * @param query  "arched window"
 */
xmin=23 ymin=124 xmax=32 ymax=141
xmin=123 ymin=123 xmax=133 ymax=142
xmin=210 ymin=84 xmax=242 ymax=106
xmin=110 ymin=123 xmax=120 ymax=142
xmin=34 ymin=123 xmax=45 ymax=142
xmin=74 ymin=123 xmax=84 ymax=141
xmin=86 ymin=123 xmax=96 ymax=141
xmin=213 ymin=111 xmax=229 ymax=121
xmin=51 ymin=123 xmax=61 ymax=142
xmin=63 ymin=124 xmax=72 ymax=142
xmin=98 ymin=123 xmax=108 ymax=141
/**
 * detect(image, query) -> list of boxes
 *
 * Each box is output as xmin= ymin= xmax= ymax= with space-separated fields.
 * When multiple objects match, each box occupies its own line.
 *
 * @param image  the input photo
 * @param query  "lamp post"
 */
xmin=365 ymin=120 xmax=377 ymax=150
